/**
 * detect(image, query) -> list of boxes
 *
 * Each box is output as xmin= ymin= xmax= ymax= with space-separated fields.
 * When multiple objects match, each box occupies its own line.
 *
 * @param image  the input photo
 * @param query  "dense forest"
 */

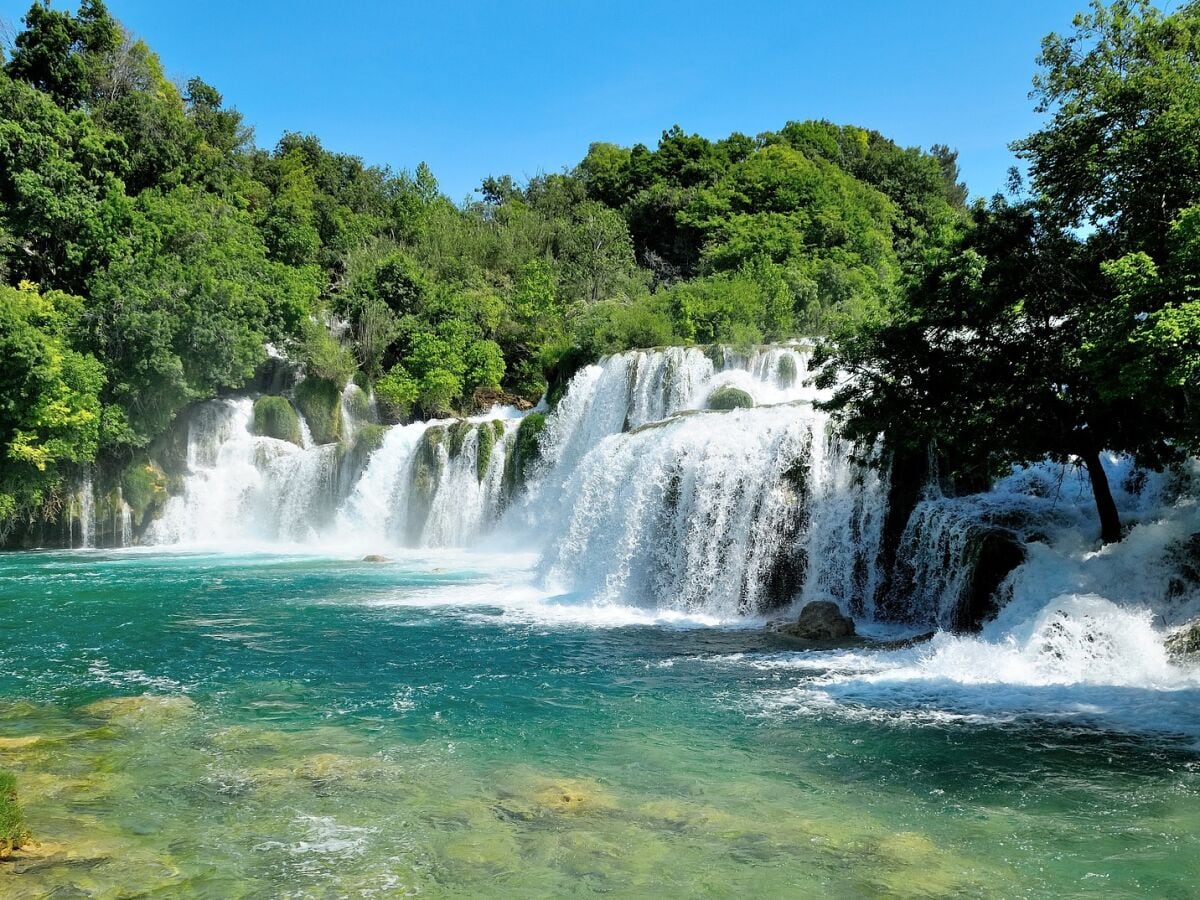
xmin=1 ymin=0 xmax=1197 ymax=547
xmin=0 ymin=0 xmax=967 ymax=536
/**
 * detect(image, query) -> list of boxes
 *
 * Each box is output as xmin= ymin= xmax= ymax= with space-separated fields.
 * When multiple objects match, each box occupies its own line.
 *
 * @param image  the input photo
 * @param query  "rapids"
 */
xmin=43 ymin=344 xmax=1200 ymax=739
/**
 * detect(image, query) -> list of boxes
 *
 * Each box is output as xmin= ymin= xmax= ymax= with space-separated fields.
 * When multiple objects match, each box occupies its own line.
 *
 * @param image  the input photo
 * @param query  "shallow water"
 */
xmin=1 ymin=550 xmax=1198 ymax=898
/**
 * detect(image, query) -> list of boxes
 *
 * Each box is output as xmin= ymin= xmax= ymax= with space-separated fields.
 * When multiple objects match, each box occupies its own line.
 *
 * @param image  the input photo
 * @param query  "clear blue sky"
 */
xmin=1 ymin=0 xmax=1087 ymax=201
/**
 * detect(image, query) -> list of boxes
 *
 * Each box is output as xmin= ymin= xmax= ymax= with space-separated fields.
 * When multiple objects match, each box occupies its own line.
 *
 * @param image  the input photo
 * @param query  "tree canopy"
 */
xmin=820 ymin=0 xmax=1200 ymax=544
xmin=0 ymin=0 xmax=969 ymax=535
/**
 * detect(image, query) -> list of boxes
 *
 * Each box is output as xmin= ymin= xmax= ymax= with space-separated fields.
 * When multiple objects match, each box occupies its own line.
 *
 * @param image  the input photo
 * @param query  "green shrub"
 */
xmin=121 ymin=460 xmax=169 ymax=521
xmin=375 ymin=366 xmax=420 ymax=424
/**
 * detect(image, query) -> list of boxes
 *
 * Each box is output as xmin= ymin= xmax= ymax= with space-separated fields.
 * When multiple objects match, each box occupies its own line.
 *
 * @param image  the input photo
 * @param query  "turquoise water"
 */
xmin=1 ymin=550 xmax=1198 ymax=897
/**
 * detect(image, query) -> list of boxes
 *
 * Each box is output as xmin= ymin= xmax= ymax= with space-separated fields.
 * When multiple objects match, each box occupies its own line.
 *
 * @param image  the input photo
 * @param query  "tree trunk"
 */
xmin=1081 ymin=448 xmax=1122 ymax=544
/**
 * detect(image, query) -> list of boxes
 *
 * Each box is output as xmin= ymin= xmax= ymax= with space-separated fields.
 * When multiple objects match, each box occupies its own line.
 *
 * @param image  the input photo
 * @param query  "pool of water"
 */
xmin=0 ymin=550 xmax=1197 ymax=897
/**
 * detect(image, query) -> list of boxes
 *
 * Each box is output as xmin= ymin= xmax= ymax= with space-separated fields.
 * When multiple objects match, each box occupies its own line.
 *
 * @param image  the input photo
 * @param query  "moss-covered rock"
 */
xmin=343 ymin=383 xmax=371 ymax=424
xmin=707 ymin=385 xmax=755 ymax=411
xmin=777 ymin=353 xmax=798 ymax=388
xmin=447 ymin=420 xmax=472 ymax=459
xmin=0 ymin=770 xmax=28 ymax=857
xmin=121 ymin=461 xmax=169 ymax=528
xmin=251 ymin=396 xmax=302 ymax=445
xmin=294 ymin=377 xmax=343 ymax=445
xmin=339 ymin=423 xmax=386 ymax=489
xmin=408 ymin=425 xmax=446 ymax=543
xmin=476 ymin=422 xmax=498 ymax=482
xmin=502 ymin=413 xmax=546 ymax=498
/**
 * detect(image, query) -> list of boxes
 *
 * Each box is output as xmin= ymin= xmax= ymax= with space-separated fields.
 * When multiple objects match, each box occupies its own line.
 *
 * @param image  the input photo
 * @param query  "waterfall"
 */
xmin=76 ymin=474 xmax=96 ymax=549
xmin=138 ymin=345 xmax=885 ymax=617
xmin=530 ymin=405 xmax=884 ymax=616
xmin=513 ymin=345 xmax=886 ymax=616
xmin=147 ymin=399 xmax=345 ymax=544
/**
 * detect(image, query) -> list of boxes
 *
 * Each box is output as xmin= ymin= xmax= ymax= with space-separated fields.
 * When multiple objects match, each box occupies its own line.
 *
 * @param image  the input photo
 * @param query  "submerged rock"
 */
xmin=1165 ymin=620 xmax=1200 ymax=660
xmin=775 ymin=601 xmax=856 ymax=640
xmin=0 ymin=771 xmax=29 ymax=857
xmin=362 ymin=554 xmax=390 ymax=563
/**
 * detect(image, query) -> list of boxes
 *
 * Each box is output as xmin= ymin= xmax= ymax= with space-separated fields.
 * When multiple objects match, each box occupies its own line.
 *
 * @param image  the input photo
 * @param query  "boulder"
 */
xmin=294 ymin=376 xmax=343 ymax=445
xmin=471 ymin=385 xmax=534 ymax=413
xmin=250 ymin=396 xmax=302 ymax=445
xmin=707 ymin=385 xmax=754 ymax=411
xmin=1165 ymin=620 xmax=1200 ymax=660
xmin=775 ymin=601 xmax=855 ymax=640
xmin=362 ymin=555 xmax=390 ymax=563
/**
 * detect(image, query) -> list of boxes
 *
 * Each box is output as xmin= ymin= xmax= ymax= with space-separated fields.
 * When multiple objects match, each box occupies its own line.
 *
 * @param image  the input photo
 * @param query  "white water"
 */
xmin=76 ymin=474 xmax=95 ymax=549
xmin=132 ymin=344 xmax=1200 ymax=738
xmin=733 ymin=457 xmax=1200 ymax=739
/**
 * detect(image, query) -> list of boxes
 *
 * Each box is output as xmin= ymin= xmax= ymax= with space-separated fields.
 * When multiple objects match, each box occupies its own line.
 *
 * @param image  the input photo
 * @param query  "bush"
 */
xmin=121 ymin=460 xmax=169 ymax=522
xmin=375 ymin=366 xmax=420 ymax=423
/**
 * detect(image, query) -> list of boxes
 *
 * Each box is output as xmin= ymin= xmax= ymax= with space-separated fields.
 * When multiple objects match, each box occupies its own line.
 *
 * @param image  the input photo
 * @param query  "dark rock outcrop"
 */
xmin=954 ymin=528 xmax=1025 ymax=632
xmin=774 ymin=601 xmax=856 ymax=640
xmin=1165 ymin=620 xmax=1200 ymax=660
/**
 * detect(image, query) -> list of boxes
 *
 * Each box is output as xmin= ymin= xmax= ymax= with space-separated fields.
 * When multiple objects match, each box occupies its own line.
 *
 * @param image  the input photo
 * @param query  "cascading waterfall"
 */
xmin=76 ymin=474 xmax=95 ymax=549
xmin=126 ymin=340 xmax=1200 ymax=680
xmin=141 ymin=344 xmax=881 ymax=618
xmin=511 ymin=344 xmax=886 ymax=616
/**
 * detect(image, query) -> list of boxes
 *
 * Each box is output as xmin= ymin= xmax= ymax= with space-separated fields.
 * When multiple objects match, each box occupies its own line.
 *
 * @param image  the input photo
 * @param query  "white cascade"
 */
xmin=76 ymin=474 xmax=95 ymax=549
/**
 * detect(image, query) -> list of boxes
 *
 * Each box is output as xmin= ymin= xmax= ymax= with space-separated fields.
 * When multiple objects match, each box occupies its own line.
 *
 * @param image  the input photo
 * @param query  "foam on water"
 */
xmin=128 ymin=345 xmax=1200 ymax=739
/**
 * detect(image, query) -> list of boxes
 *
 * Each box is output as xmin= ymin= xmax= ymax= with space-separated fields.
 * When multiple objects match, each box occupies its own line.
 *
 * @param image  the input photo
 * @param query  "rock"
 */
xmin=707 ymin=385 xmax=755 ymax=411
xmin=81 ymin=694 xmax=196 ymax=726
xmin=294 ymin=376 xmax=343 ymax=445
xmin=250 ymin=396 xmax=302 ymax=445
xmin=872 ymin=631 xmax=937 ymax=651
xmin=775 ymin=601 xmax=855 ymax=640
xmin=471 ymin=385 xmax=534 ymax=413
xmin=1165 ymin=620 xmax=1200 ymax=660
xmin=502 ymin=413 xmax=546 ymax=497
xmin=955 ymin=528 xmax=1025 ymax=632
xmin=362 ymin=554 xmax=390 ymax=563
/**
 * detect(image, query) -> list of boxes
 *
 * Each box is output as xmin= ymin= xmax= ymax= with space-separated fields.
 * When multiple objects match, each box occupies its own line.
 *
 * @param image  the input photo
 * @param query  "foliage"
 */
xmin=0 ymin=282 xmax=103 ymax=527
xmin=821 ymin=1 xmax=1200 ymax=545
xmin=0 ymin=0 xmax=973 ymax=538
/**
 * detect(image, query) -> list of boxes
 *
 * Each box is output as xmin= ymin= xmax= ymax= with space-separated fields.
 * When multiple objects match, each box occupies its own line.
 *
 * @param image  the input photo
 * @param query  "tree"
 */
xmin=5 ymin=0 xmax=119 ymax=107
xmin=1013 ymin=0 xmax=1200 ymax=255
xmin=0 ymin=282 xmax=104 ymax=524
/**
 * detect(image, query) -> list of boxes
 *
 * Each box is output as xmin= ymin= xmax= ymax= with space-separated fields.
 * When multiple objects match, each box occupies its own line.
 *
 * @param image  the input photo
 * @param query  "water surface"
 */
xmin=0 ymin=550 xmax=1197 ymax=898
